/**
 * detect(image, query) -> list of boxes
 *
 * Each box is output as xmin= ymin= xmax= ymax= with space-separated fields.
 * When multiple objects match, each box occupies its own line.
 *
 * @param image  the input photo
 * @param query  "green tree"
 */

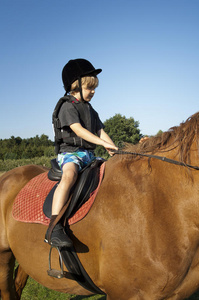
xmin=156 ymin=130 xmax=163 ymax=136
xmin=95 ymin=114 xmax=141 ymax=158
xmin=44 ymin=146 xmax=55 ymax=157
xmin=4 ymin=152 xmax=18 ymax=160
xmin=0 ymin=135 xmax=54 ymax=160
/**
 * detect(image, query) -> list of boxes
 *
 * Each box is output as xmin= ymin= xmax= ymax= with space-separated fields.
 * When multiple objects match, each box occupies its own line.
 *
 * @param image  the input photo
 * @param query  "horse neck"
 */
xmin=157 ymin=136 xmax=199 ymax=167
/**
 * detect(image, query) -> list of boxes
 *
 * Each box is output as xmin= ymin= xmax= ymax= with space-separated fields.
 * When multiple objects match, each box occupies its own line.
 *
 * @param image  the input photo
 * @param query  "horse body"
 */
xmin=98 ymin=156 xmax=199 ymax=299
xmin=1 ymin=112 xmax=199 ymax=299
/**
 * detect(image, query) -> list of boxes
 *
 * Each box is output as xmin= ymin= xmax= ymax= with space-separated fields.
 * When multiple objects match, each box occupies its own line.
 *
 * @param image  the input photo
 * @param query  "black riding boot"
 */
xmin=45 ymin=215 xmax=73 ymax=248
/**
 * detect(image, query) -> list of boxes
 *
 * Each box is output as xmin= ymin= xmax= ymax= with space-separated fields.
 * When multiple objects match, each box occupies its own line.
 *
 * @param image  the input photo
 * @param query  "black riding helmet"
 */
xmin=62 ymin=59 xmax=102 ymax=94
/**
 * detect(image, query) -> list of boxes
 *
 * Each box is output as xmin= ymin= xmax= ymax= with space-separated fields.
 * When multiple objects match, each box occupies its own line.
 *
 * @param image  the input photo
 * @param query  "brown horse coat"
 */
xmin=1 ymin=112 xmax=199 ymax=300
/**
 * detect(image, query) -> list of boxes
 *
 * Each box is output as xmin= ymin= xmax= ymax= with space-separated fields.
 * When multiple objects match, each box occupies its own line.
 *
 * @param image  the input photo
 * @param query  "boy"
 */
xmin=45 ymin=59 xmax=118 ymax=248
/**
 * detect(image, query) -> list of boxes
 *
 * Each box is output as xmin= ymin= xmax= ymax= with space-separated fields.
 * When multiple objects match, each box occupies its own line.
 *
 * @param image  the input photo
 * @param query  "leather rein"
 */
xmin=112 ymin=149 xmax=199 ymax=171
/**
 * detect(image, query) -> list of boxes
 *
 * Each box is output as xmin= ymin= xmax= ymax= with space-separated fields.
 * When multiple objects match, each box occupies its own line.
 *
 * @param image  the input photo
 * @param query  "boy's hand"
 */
xmin=102 ymin=141 xmax=118 ymax=156
xmin=106 ymin=148 xmax=118 ymax=156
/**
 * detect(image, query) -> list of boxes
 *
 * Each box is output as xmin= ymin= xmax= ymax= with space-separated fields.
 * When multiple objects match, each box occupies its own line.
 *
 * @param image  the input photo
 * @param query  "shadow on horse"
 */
xmin=1 ymin=112 xmax=199 ymax=300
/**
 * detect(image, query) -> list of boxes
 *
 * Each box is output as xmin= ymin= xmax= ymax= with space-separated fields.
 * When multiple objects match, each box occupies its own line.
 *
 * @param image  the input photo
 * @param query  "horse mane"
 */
xmin=124 ymin=112 xmax=199 ymax=164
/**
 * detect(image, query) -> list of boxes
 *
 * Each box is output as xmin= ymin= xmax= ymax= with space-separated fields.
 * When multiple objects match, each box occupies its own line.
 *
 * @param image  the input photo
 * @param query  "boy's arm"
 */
xmin=97 ymin=128 xmax=115 ymax=145
xmin=70 ymin=123 xmax=118 ymax=153
xmin=97 ymin=128 xmax=117 ymax=156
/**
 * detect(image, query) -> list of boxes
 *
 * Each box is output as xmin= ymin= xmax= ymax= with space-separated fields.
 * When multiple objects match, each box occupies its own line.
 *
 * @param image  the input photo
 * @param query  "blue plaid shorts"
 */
xmin=57 ymin=149 xmax=95 ymax=172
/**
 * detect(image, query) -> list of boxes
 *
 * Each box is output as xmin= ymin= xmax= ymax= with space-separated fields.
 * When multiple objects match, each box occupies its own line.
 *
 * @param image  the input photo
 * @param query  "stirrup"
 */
xmin=47 ymin=246 xmax=66 ymax=279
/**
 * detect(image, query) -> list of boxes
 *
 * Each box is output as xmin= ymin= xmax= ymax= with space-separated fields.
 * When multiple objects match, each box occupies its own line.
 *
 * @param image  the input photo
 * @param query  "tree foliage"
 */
xmin=0 ymin=134 xmax=54 ymax=160
xmin=104 ymin=114 xmax=141 ymax=144
xmin=95 ymin=114 xmax=142 ymax=157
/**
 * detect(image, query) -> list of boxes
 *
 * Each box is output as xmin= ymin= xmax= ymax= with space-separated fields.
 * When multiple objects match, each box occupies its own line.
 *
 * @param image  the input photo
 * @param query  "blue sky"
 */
xmin=0 ymin=0 xmax=198 ymax=140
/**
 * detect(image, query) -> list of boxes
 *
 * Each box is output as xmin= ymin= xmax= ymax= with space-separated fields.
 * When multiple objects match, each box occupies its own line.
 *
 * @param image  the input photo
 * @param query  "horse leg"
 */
xmin=14 ymin=265 xmax=29 ymax=299
xmin=166 ymin=247 xmax=199 ymax=300
xmin=0 ymin=250 xmax=18 ymax=300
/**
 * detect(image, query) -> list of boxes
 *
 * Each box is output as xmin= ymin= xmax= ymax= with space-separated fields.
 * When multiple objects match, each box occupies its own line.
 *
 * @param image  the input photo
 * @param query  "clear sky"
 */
xmin=0 ymin=0 xmax=198 ymax=141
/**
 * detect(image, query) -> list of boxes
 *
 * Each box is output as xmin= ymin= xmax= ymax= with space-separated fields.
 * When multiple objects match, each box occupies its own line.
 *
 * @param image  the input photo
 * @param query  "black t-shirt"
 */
xmin=58 ymin=99 xmax=104 ymax=152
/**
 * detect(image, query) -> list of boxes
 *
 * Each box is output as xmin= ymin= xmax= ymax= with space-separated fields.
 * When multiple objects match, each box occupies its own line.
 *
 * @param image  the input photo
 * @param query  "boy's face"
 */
xmin=74 ymin=86 xmax=96 ymax=102
xmin=82 ymin=86 xmax=95 ymax=102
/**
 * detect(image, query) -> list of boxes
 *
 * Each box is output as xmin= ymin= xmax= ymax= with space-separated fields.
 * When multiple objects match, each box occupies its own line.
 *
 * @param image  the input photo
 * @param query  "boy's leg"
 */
xmin=52 ymin=162 xmax=78 ymax=215
xmin=46 ymin=162 xmax=78 ymax=247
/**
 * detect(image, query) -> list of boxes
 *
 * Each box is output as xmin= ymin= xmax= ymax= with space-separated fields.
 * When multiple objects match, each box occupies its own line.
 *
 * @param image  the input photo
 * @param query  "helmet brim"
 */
xmin=82 ymin=68 xmax=102 ymax=77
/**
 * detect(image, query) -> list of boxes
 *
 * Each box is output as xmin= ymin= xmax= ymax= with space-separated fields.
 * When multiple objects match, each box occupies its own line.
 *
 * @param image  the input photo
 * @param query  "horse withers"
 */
xmin=1 ymin=112 xmax=199 ymax=300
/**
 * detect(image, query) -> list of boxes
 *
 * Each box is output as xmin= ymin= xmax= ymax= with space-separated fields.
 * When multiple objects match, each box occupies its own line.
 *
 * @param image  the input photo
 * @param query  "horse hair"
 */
xmin=124 ymin=111 xmax=199 ymax=165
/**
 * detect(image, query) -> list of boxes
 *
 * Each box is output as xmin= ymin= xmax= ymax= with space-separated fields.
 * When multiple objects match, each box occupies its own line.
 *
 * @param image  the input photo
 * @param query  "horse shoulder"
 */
xmin=0 ymin=165 xmax=47 ymax=249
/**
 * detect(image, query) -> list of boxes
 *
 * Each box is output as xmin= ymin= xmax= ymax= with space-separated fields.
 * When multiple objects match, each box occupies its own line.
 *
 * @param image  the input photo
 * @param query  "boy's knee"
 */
xmin=62 ymin=168 xmax=78 ymax=183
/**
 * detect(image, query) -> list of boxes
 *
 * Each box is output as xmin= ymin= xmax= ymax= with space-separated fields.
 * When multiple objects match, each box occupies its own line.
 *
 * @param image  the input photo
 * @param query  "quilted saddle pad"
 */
xmin=12 ymin=163 xmax=105 ymax=226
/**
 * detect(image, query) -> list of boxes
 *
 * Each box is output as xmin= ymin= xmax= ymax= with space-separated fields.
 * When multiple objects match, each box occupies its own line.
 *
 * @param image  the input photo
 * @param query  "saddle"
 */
xmin=43 ymin=157 xmax=105 ymax=220
xmin=43 ymin=157 xmax=106 ymax=296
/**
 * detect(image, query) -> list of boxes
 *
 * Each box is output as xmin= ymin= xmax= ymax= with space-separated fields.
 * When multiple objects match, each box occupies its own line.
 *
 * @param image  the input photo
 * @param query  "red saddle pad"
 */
xmin=12 ymin=163 xmax=105 ymax=226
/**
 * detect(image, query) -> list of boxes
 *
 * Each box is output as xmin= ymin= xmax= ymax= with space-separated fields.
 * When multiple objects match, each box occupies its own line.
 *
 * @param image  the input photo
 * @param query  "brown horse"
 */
xmin=1 ymin=112 xmax=199 ymax=300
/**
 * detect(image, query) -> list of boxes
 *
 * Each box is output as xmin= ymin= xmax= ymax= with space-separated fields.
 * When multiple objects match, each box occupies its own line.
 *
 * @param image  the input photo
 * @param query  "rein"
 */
xmin=112 ymin=149 xmax=199 ymax=171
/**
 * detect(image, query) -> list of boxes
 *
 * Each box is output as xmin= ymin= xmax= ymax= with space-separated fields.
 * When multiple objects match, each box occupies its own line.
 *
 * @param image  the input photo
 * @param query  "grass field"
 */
xmin=21 ymin=276 xmax=105 ymax=299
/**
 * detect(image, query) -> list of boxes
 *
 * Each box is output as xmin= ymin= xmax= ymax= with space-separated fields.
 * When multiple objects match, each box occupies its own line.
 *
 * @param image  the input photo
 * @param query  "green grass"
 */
xmin=21 ymin=277 xmax=105 ymax=300
xmin=0 ymin=156 xmax=54 ymax=172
